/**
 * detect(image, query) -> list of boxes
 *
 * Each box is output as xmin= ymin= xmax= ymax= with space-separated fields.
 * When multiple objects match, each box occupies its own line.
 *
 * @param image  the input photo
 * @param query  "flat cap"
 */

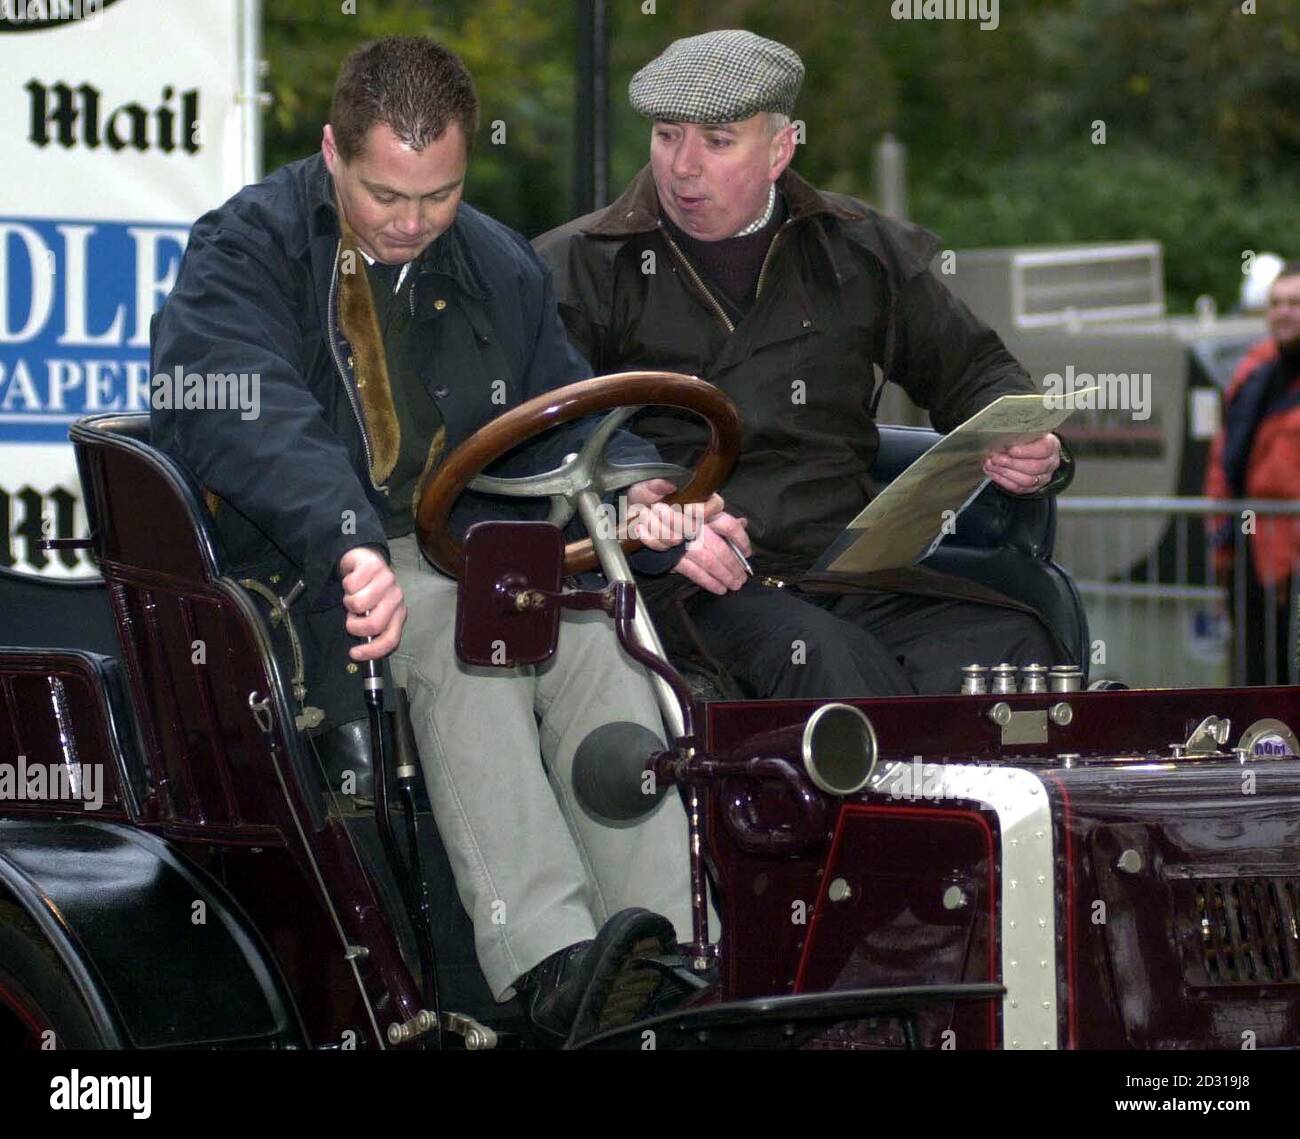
xmin=629 ymin=29 xmax=804 ymax=124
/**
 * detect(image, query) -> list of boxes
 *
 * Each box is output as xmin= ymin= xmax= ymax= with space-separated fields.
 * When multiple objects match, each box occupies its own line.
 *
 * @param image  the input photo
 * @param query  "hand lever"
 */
xmin=362 ymin=618 xmax=442 ymax=1046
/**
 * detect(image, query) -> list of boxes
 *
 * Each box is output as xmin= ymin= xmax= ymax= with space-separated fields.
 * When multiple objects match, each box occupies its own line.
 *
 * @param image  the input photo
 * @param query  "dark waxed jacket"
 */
xmin=151 ymin=152 xmax=668 ymax=729
xmin=535 ymin=166 xmax=1063 ymax=579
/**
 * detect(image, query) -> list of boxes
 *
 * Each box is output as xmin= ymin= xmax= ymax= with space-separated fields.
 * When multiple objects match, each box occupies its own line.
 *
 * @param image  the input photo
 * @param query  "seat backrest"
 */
xmin=67 ymin=413 xmax=319 ymax=830
xmin=63 ymin=424 xmax=436 ymax=1021
xmin=90 ymin=413 xmax=151 ymax=442
xmin=872 ymin=424 xmax=1087 ymax=670
xmin=71 ymin=413 xmax=223 ymax=581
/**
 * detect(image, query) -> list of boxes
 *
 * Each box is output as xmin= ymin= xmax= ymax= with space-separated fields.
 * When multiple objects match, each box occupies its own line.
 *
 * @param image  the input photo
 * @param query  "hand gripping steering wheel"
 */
xmin=415 ymin=371 xmax=743 ymax=578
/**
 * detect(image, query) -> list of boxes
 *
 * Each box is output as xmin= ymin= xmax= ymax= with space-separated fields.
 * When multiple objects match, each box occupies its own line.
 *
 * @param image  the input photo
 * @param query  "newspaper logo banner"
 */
xmin=1 ymin=216 xmax=186 ymax=442
xmin=0 ymin=0 xmax=248 ymax=577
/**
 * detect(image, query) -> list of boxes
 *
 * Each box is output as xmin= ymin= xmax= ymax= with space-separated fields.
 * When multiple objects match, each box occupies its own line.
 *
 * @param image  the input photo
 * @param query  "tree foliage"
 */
xmin=263 ymin=0 xmax=1299 ymax=309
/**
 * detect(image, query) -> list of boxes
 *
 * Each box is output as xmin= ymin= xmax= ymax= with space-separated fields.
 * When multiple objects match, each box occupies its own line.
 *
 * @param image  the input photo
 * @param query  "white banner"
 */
xmin=0 ymin=0 xmax=256 ymax=577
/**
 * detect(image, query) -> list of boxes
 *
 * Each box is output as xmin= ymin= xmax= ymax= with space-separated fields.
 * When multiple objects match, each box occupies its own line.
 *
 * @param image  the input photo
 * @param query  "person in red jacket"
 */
xmin=1205 ymin=261 xmax=1300 ymax=684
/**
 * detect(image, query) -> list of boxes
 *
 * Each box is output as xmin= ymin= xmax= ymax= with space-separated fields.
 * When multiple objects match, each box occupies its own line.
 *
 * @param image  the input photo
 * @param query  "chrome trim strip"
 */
xmin=875 ymin=760 xmax=1059 ymax=1049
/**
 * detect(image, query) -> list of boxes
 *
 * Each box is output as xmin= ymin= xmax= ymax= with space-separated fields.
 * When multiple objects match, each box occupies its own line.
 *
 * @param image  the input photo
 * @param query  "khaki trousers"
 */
xmin=386 ymin=535 xmax=695 ymax=1000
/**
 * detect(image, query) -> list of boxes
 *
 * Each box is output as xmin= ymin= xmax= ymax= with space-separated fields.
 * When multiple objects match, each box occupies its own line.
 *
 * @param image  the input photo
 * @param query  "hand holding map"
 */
xmin=812 ymin=389 xmax=1092 ymax=575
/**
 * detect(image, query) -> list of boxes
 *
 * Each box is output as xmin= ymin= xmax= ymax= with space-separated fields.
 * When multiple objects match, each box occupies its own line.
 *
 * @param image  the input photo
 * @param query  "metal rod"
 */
xmin=575 ymin=489 xmax=714 ymax=966
xmin=1059 ymin=497 xmax=1300 ymax=515
xmin=572 ymin=0 xmax=609 ymax=214
xmin=238 ymin=0 xmax=265 ymax=183
xmin=574 ymin=490 xmax=685 ymax=739
xmin=364 ymin=637 xmax=440 ymax=1045
xmin=398 ymin=777 xmax=442 ymax=1049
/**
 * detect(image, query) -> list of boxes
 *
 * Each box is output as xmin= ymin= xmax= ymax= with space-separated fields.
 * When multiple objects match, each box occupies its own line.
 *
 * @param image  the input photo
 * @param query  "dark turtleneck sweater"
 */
xmin=660 ymin=193 xmax=787 ymax=323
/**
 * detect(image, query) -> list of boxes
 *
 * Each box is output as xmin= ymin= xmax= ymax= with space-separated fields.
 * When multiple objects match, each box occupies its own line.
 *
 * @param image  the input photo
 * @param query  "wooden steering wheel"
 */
xmin=415 ymin=371 xmax=743 ymax=578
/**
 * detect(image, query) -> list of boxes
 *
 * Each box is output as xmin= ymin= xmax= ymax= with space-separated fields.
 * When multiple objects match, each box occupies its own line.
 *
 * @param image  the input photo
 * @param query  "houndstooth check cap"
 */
xmin=629 ymin=30 xmax=804 ymax=124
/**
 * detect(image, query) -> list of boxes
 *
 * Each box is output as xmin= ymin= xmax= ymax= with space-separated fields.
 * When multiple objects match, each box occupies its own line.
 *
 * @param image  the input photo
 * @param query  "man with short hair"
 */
xmin=151 ymin=36 xmax=703 ymax=1046
xmin=536 ymin=29 xmax=1074 ymax=699
xmin=1206 ymin=261 xmax=1300 ymax=685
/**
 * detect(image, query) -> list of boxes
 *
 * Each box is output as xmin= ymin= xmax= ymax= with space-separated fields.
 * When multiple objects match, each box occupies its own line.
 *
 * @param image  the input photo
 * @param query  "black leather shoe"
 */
xmin=514 ymin=908 xmax=678 ymax=1048
xmin=566 ymin=908 xmax=677 ymax=1047
xmin=515 ymin=940 xmax=594 ymax=1047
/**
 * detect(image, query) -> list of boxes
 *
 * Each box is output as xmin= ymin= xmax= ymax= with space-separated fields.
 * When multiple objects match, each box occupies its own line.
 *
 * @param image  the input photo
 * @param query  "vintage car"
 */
xmin=1 ymin=372 xmax=1297 ymax=1051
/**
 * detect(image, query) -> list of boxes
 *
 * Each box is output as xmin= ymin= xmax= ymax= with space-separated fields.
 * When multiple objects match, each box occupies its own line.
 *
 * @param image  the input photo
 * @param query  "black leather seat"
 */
xmin=95 ymin=414 xmax=151 ymax=442
xmin=0 ymin=565 xmax=121 ymax=660
xmin=874 ymin=425 xmax=1088 ymax=672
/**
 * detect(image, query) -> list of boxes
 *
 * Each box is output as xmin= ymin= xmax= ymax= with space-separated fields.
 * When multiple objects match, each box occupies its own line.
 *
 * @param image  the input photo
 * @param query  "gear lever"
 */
xmin=363 ymin=621 xmax=442 ymax=1048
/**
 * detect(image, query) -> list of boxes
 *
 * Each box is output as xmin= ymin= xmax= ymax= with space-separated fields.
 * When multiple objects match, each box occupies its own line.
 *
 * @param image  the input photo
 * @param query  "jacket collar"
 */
xmin=307 ymin=152 xmax=489 ymax=301
xmin=584 ymin=164 xmax=867 ymax=239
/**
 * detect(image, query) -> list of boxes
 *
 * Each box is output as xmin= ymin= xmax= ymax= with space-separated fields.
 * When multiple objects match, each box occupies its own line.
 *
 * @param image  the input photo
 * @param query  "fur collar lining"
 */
xmin=335 ymin=206 xmax=400 ymax=487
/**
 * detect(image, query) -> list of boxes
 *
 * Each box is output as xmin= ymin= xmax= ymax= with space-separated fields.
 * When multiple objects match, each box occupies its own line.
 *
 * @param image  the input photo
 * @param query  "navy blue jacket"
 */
xmin=151 ymin=153 xmax=670 ymax=728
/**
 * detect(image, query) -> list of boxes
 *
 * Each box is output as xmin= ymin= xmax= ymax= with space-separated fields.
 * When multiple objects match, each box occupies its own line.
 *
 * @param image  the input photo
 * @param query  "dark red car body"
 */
xmin=2 ymin=413 xmax=1298 ymax=1050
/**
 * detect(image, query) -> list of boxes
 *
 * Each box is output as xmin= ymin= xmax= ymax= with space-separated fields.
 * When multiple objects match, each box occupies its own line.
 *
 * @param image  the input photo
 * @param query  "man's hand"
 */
xmin=673 ymin=513 xmax=752 ymax=594
xmin=626 ymin=478 xmax=752 ymax=594
xmin=338 ymin=546 xmax=407 ymax=661
xmin=625 ymin=478 xmax=723 ymax=549
xmin=983 ymin=432 xmax=1062 ymax=494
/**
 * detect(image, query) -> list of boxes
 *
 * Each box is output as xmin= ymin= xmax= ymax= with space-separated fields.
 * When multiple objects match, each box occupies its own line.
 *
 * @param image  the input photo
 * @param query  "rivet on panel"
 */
xmin=1117 ymin=849 xmax=1143 ymax=874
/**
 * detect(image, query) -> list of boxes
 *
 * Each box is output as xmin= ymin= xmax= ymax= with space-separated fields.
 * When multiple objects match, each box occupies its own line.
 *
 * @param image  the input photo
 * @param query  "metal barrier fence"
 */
xmin=1054 ymin=497 xmax=1300 ymax=689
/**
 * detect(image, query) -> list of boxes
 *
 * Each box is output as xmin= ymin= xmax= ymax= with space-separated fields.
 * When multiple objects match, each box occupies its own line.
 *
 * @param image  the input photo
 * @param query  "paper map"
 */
xmin=811 ymin=389 xmax=1091 ymax=575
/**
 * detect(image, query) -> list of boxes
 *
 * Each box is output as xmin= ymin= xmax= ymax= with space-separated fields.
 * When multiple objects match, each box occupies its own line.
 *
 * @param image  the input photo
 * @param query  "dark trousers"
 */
xmin=685 ymin=580 xmax=1060 ymax=699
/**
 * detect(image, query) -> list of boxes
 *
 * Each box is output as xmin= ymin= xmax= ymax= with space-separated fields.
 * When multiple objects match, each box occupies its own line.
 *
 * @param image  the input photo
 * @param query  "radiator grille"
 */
xmin=1187 ymin=878 xmax=1300 ymax=986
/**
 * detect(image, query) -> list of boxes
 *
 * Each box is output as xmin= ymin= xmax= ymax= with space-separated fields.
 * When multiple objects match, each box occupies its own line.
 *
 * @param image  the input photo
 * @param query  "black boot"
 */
xmin=515 ymin=940 xmax=593 ymax=1047
xmin=514 ymin=908 xmax=677 ymax=1048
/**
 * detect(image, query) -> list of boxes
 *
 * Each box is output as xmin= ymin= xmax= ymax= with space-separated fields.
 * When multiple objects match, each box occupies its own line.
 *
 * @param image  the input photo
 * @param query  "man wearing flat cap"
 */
xmin=535 ymin=29 xmax=1075 ymax=699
